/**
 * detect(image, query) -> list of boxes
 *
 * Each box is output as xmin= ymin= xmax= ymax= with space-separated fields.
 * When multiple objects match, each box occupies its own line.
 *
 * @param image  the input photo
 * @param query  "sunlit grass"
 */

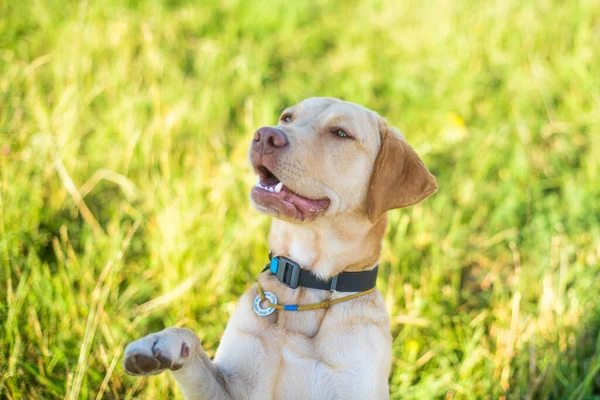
xmin=1 ymin=0 xmax=599 ymax=398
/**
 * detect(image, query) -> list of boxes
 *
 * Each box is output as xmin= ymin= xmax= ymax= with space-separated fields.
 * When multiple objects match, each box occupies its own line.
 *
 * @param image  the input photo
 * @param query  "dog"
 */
xmin=123 ymin=97 xmax=437 ymax=399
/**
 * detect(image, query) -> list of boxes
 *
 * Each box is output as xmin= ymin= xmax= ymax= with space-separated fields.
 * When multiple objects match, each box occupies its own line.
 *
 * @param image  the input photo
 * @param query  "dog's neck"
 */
xmin=268 ymin=215 xmax=388 ymax=279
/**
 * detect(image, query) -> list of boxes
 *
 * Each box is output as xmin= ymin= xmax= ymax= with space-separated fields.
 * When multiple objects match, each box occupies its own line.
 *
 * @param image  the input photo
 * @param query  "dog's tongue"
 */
xmin=253 ymin=174 xmax=330 ymax=221
xmin=252 ymin=182 xmax=330 ymax=221
xmin=280 ymin=186 xmax=330 ymax=213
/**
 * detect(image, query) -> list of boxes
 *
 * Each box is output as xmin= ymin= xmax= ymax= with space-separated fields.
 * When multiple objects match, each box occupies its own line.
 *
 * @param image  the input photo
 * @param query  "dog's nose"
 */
xmin=253 ymin=127 xmax=289 ymax=149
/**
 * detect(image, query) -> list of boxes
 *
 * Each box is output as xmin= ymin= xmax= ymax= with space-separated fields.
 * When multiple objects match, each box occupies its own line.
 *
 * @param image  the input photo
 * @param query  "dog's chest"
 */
xmin=215 ymin=291 xmax=370 ymax=399
xmin=240 ymin=326 xmax=343 ymax=399
xmin=272 ymin=336 xmax=340 ymax=399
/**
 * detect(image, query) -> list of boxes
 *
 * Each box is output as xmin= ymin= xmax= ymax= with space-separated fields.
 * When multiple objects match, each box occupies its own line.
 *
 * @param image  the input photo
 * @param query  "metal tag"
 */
xmin=253 ymin=292 xmax=277 ymax=316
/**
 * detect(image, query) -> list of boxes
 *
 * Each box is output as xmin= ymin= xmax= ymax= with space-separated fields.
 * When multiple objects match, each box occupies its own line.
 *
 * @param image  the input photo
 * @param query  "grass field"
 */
xmin=1 ymin=0 xmax=599 ymax=398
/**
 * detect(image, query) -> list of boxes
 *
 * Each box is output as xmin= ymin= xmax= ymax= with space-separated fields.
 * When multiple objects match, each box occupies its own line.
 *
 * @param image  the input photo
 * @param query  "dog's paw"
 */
xmin=123 ymin=327 xmax=199 ymax=376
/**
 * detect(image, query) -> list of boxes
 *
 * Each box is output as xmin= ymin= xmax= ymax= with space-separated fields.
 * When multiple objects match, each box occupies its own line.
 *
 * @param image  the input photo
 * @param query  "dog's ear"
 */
xmin=367 ymin=121 xmax=438 ymax=222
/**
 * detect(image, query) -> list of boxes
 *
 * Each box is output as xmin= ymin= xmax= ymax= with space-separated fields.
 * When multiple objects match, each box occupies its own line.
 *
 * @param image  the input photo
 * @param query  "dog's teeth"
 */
xmin=274 ymin=182 xmax=283 ymax=193
xmin=268 ymin=187 xmax=274 ymax=192
xmin=256 ymin=175 xmax=260 ymax=185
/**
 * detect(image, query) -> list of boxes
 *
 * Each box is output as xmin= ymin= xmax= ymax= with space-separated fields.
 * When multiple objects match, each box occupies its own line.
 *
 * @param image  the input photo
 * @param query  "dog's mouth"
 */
xmin=251 ymin=165 xmax=330 ymax=222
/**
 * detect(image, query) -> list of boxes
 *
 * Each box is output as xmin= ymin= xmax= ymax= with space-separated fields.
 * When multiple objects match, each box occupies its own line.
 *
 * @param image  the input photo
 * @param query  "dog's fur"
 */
xmin=123 ymin=97 xmax=437 ymax=399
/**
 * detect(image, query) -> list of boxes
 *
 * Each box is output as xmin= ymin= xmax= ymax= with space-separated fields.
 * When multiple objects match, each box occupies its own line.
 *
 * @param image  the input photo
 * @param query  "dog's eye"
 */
xmin=332 ymin=129 xmax=351 ymax=138
xmin=281 ymin=114 xmax=293 ymax=123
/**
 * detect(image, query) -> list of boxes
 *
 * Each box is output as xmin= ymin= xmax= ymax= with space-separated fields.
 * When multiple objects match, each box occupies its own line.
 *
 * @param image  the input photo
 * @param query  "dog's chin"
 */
xmin=250 ymin=186 xmax=330 ymax=223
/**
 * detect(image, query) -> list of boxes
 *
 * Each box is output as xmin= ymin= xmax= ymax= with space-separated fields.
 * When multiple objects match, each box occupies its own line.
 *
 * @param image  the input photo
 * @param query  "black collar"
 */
xmin=263 ymin=252 xmax=378 ymax=293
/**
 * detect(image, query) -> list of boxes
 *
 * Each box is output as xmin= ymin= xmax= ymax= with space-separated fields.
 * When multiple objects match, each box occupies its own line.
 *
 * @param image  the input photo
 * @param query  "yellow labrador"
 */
xmin=123 ymin=97 xmax=437 ymax=399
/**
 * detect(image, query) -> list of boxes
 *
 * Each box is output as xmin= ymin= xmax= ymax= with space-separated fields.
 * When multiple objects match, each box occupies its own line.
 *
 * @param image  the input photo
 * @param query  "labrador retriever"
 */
xmin=123 ymin=97 xmax=437 ymax=399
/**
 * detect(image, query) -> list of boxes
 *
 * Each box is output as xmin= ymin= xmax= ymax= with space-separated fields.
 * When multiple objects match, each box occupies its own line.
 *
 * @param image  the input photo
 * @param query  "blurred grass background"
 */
xmin=1 ymin=0 xmax=599 ymax=398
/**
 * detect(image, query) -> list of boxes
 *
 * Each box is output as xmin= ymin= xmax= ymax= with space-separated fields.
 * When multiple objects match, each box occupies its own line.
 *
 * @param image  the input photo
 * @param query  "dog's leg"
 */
xmin=124 ymin=327 xmax=231 ymax=400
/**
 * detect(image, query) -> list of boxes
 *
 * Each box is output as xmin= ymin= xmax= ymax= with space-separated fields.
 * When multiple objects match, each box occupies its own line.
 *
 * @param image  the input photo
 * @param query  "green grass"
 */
xmin=1 ymin=0 xmax=599 ymax=398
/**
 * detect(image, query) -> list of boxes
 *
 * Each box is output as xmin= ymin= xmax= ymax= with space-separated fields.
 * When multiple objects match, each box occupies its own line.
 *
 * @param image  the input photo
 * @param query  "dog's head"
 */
xmin=249 ymin=97 xmax=437 ymax=223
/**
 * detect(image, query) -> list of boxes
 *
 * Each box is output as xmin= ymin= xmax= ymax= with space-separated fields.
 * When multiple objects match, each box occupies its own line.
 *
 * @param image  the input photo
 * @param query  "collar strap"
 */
xmin=266 ymin=254 xmax=378 ymax=292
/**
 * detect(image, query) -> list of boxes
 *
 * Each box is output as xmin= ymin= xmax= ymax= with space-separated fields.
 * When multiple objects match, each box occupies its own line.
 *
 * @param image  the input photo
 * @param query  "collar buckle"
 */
xmin=270 ymin=256 xmax=301 ymax=289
